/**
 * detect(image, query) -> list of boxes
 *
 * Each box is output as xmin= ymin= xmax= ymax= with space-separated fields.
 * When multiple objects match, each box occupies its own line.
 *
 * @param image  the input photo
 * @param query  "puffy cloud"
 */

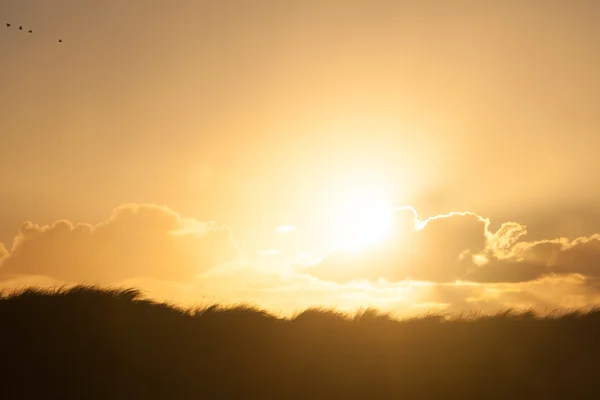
xmin=464 ymin=235 xmax=600 ymax=284
xmin=307 ymin=210 xmax=490 ymax=283
xmin=3 ymin=204 xmax=600 ymax=318
xmin=0 ymin=204 xmax=238 ymax=283
xmin=486 ymin=221 xmax=528 ymax=259
xmin=307 ymin=208 xmax=600 ymax=285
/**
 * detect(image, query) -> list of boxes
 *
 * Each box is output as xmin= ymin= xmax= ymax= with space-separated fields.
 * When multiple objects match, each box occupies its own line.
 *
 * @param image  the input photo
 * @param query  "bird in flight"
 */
xmin=5 ymin=22 xmax=63 ymax=43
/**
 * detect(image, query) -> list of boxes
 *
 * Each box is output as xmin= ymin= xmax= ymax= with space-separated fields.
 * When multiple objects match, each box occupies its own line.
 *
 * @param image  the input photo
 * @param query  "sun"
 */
xmin=330 ymin=187 xmax=394 ymax=252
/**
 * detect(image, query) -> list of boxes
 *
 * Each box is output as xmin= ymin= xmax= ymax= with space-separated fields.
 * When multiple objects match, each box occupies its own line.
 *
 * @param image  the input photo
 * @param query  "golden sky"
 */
xmin=2 ymin=1 xmax=600 ymax=316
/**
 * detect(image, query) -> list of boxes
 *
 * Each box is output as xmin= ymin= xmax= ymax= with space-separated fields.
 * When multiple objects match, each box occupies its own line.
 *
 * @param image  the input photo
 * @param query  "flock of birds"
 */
xmin=6 ymin=23 xmax=62 ymax=42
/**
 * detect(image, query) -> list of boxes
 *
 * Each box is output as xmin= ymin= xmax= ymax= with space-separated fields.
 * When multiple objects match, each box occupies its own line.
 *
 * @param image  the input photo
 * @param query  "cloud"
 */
xmin=3 ymin=204 xmax=600 ymax=318
xmin=307 ymin=209 xmax=490 ymax=283
xmin=0 ymin=204 xmax=238 ymax=283
xmin=0 ymin=242 xmax=7 ymax=261
xmin=463 ymin=235 xmax=600 ymax=284
xmin=306 ymin=208 xmax=600 ymax=285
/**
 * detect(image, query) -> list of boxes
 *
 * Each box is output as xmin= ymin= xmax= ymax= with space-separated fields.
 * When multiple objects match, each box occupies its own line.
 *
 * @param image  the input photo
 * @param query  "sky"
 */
xmin=2 ymin=1 xmax=600 ymax=316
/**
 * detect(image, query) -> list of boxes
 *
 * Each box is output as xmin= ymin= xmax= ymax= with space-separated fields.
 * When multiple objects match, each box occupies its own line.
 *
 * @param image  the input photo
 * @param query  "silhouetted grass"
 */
xmin=1 ymin=285 xmax=599 ymax=399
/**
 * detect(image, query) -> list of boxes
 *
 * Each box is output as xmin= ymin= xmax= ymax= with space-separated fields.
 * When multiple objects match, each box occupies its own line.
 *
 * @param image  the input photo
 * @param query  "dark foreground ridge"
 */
xmin=1 ymin=285 xmax=599 ymax=399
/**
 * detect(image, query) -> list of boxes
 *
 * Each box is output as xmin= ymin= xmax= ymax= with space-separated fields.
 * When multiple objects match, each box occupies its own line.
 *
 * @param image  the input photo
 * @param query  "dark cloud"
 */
xmin=462 ymin=259 xmax=547 ymax=283
xmin=307 ymin=210 xmax=490 ymax=283
xmin=307 ymin=208 xmax=600 ymax=285
xmin=500 ymin=235 xmax=600 ymax=280
xmin=0 ymin=204 xmax=238 ymax=283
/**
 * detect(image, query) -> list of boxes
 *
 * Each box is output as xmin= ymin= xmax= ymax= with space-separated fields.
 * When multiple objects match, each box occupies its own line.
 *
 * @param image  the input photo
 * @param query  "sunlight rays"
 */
xmin=330 ymin=186 xmax=395 ymax=252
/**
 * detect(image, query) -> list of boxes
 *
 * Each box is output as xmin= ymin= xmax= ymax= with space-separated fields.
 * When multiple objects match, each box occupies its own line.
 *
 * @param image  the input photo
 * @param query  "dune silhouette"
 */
xmin=1 ymin=285 xmax=600 ymax=399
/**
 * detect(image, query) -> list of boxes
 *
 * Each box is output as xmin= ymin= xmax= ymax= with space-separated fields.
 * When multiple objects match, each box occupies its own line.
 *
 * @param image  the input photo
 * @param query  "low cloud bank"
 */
xmin=308 ymin=208 xmax=600 ymax=285
xmin=0 ymin=204 xmax=238 ymax=283
xmin=2 ymin=204 xmax=600 ymax=317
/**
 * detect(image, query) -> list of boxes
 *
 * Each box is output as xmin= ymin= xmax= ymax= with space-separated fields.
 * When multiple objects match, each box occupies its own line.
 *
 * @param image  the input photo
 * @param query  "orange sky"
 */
xmin=2 ymin=1 xmax=600 ymax=316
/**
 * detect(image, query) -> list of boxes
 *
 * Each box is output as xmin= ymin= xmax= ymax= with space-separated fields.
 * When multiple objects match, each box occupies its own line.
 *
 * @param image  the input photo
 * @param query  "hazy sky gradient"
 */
xmin=2 ymin=1 xmax=600 ymax=315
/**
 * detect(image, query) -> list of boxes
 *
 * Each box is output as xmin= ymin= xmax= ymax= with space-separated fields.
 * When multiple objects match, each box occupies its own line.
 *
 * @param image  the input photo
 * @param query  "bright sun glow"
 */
xmin=330 ymin=187 xmax=394 ymax=252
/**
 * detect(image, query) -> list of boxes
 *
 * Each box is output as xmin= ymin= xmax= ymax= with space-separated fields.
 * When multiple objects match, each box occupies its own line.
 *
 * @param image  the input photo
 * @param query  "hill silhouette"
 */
xmin=1 ymin=285 xmax=599 ymax=399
